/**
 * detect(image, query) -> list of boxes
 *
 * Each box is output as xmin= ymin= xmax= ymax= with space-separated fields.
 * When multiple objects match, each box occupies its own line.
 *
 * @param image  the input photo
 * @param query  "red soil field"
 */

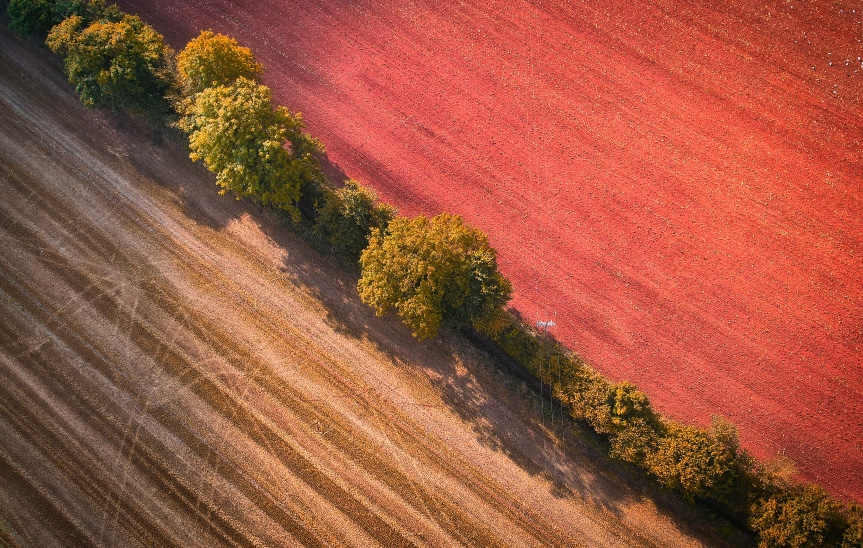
xmin=119 ymin=0 xmax=863 ymax=502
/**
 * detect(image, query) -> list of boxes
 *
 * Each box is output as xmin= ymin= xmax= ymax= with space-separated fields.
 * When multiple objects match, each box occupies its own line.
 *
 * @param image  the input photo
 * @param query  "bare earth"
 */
xmin=0 ymin=29 xmax=744 ymax=547
xmin=116 ymin=0 xmax=863 ymax=503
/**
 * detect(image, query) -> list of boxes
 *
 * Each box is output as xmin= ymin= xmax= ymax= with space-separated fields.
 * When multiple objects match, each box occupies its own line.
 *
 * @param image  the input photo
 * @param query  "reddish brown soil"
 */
xmin=0 ymin=26 xmax=747 ymax=546
xmin=118 ymin=0 xmax=863 ymax=502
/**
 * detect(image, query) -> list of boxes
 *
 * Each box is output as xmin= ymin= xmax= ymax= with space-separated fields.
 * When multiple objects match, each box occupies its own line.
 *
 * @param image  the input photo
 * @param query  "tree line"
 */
xmin=6 ymin=1 xmax=862 ymax=545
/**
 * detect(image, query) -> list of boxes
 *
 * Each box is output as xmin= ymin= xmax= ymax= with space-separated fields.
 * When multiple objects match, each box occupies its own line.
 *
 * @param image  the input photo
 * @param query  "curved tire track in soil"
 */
xmin=0 ymin=27 xmax=742 ymax=546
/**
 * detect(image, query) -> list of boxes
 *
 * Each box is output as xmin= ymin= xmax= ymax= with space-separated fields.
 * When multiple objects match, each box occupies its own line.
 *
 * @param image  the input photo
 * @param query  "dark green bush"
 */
xmin=8 ymin=0 xmax=58 ymax=38
xmin=313 ymin=180 xmax=396 ymax=263
xmin=8 ymin=0 xmax=116 ymax=39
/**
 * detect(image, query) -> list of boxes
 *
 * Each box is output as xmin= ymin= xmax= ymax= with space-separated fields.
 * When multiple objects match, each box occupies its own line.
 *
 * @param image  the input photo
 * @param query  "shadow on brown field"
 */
xmin=272 ymin=222 xmax=739 ymax=543
xmin=0 ymin=23 xmax=748 ymax=546
xmin=114 ymin=103 xmax=622 ymax=507
xmin=112 ymin=87 xmax=743 ymax=547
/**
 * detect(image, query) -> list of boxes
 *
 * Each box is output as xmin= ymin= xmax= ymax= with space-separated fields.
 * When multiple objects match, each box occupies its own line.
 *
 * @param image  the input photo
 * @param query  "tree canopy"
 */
xmin=358 ymin=212 xmax=512 ymax=340
xmin=177 ymin=30 xmax=262 ymax=96
xmin=178 ymin=77 xmax=323 ymax=217
xmin=648 ymin=419 xmax=739 ymax=502
xmin=750 ymin=485 xmax=845 ymax=548
xmin=8 ymin=0 xmax=63 ymax=38
xmin=46 ymin=13 xmax=173 ymax=117
xmin=7 ymin=0 xmax=116 ymax=39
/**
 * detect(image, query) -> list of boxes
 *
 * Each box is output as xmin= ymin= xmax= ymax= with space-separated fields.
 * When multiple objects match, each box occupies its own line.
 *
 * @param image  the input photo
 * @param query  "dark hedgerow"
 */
xmin=313 ymin=180 xmax=396 ymax=265
xmin=7 ymin=0 xmax=117 ymax=39
xmin=8 ymin=4 xmax=862 ymax=542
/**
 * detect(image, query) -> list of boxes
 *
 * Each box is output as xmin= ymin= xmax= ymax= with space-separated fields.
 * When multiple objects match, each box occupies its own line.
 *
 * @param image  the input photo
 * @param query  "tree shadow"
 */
xmin=103 ymin=102 xmax=748 ymax=547
xmin=258 ymin=221 xmax=747 ymax=546
xmin=316 ymin=150 xmax=350 ymax=188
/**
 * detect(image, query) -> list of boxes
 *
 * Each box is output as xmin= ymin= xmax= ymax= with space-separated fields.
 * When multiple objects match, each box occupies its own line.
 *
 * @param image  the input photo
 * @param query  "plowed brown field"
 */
xmin=116 ymin=0 xmax=863 ymax=502
xmin=0 ymin=26 xmax=746 ymax=546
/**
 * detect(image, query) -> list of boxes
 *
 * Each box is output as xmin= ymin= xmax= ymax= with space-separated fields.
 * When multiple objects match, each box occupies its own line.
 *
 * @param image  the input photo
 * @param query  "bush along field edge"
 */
xmin=5 ymin=1 xmax=863 ymax=546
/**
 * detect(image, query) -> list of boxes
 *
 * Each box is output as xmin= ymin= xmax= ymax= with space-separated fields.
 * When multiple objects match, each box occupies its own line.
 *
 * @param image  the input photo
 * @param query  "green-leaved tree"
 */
xmin=178 ymin=77 xmax=323 ymax=217
xmin=358 ymin=212 xmax=512 ymax=340
xmin=313 ymin=180 xmax=396 ymax=263
xmin=7 ymin=0 xmax=115 ymax=39
xmin=46 ymin=13 xmax=173 ymax=118
xmin=8 ymin=0 xmax=64 ymax=38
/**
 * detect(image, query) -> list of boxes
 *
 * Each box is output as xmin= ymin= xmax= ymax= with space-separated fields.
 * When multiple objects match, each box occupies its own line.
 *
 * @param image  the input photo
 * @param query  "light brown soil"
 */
xmin=0 ymin=29 xmax=743 ymax=547
xmin=116 ymin=0 xmax=863 ymax=503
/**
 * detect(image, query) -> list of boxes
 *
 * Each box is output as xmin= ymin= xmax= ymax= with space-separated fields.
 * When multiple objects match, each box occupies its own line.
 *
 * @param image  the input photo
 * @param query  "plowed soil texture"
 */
xmin=0 ymin=27 xmax=748 ymax=547
xmin=116 ymin=0 xmax=863 ymax=502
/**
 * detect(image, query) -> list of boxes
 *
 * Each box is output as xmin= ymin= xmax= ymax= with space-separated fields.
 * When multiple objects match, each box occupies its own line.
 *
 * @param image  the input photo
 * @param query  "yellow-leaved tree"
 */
xmin=177 ymin=30 xmax=262 ymax=96
xmin=358 ymin=212 xmax=512 ymax=340
xmin=178 ymin=77 xmax=323 ymax=218
xmin=647 ymin=417 xmax=740 ymax=502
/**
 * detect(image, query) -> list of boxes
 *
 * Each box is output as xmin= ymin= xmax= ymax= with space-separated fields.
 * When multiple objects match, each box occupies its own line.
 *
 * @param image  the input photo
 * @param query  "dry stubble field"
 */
xmin=117 ymin=0 xmax=863 ymax=502
xmin=0 ymin=27 xmax=747 ymax=547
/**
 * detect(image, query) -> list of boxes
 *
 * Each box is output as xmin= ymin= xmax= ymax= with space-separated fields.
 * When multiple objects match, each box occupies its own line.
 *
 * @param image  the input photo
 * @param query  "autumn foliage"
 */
xmin=46 ymin=12 xmax=173 ymax=118
xmin=178 ymin=77 xmax=323 ymax=217
xmin=176 ymin=30 xmax=262 ymax=96
xmin=358 ymin=213 xmax=512 ymax=340
xmin=16 ymin=3 xmax=862 ymax=544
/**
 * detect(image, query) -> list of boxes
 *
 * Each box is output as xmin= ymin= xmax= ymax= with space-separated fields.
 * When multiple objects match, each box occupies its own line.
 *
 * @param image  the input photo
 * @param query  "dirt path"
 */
xmin=115 ymin=0 xmax=863 ymax=502
xmin=0 ymin=29 xmax=743 ymax=546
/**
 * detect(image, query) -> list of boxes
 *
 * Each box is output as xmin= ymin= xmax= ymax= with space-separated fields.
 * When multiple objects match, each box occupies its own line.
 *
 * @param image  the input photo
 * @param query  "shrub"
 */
xmin=494 ymin=325 xmax=664 ymax=468
xmin=842 ymin=505 xmax=863 ymax=548
xmin=608 ymin=416 xmax=662 ymax=466
xmin=313 ymin=180 xmax=396 ymax=263
xmin=46 ymin=13 xmax=174 ymax=118
xmin=7 ymin=0 xmax=109 ymax=38
xmin=648 ymin=420 xmax=739 ymax=502
xmin=358 ymin=212 xmax=512 ymax=340
xmin=750 ymin=485 xmax=846 ymax=547
xmin=487 ymin=314 xmax=543 ymax=368
xmin=598 ymin=381 xmax=663 ymax=468
xmin=8 ymin=0 xmax=60 ymax=38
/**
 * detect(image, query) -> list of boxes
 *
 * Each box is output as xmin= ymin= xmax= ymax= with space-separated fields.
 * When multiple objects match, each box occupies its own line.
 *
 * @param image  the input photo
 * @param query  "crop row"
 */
xmin=6 ymin=0 xmax=862 ymax=545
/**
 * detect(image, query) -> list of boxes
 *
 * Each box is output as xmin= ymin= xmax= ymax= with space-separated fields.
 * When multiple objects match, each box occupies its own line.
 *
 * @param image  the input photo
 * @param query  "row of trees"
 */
xmin=40 ymin=5 xmax=510 ymax=340
xmin=173 ymin=31 xmax=512 ymax=338
xmin=9 ymin=1 xmax=861 ymax=545
xmin=490 ymin=312 xmax=863 ymax=546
